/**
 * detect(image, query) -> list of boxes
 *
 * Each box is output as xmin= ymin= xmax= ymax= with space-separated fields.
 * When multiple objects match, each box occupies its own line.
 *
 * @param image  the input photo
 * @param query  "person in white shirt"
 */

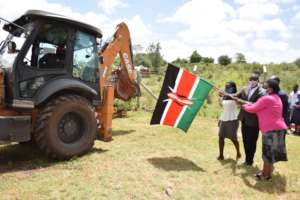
xmin=217 ymin=81 xmax=241 ymax=161
xmin=289 ymin=84 xmax=299 ymax=130
xmin=289 ymin=84 xmax=299 ymax=109
xmin=0 ymin=41 xmax=18 ymax=68
xmin=289 ymin=84 xmax=299 ymax=108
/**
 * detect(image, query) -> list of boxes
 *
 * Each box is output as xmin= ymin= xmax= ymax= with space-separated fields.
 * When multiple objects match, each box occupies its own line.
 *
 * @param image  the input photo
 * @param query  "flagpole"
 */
xmin=140 ymin=81 xmax=158 ymax=100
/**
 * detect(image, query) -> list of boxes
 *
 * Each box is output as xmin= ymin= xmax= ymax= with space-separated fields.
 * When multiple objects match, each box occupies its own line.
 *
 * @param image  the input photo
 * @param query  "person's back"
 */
xmin=278 ymin=90 xmax=289 ymax=126
xmin=244 ymin=94 xmax=287 ymax=133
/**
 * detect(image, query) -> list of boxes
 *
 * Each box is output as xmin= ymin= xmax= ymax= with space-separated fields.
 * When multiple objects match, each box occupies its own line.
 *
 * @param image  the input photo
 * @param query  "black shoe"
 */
xmin=255 ymin=173 xmax=272 ymax=181
xmin=243 ymin=161 xmax=253 ymax=166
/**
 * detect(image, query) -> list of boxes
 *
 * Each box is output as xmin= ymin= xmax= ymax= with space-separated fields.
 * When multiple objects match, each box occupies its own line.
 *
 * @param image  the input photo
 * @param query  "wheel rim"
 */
xmin=58 ymin=112 xmax=85 ymax=144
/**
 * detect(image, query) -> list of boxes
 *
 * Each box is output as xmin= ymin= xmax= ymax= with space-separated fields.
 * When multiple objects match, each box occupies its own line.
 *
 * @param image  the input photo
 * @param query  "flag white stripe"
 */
xmin=174 ymin=77 xmax=199 ymax=127
xmin=160 ymin=69 xmax=183 ymax=125
xmin=189 ymin=77 xmax=200 ymax=99
xmin=174 ymin=69 xmax=183 ymax=92
xmin=174 ymin=106 xmax=187 ymax=127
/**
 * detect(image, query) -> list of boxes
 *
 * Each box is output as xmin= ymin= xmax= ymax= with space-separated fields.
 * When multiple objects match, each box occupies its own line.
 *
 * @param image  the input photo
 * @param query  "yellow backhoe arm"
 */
xmin=99 ymin=22 xmax=138 ymax=101
xmin=96 ymin=22 xmax=138 ymax=141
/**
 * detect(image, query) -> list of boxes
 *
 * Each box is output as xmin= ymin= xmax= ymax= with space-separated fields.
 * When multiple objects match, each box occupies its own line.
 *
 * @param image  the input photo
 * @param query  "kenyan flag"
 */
xmin=150 ymin=63 xmax=213 ymax=132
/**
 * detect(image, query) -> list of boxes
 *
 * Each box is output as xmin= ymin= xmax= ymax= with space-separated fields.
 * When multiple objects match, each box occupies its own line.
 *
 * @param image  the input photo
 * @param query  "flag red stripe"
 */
xmin=162 ymin=102 xmax=184 ymax=126
xmin=162 ymin=70 xmax=197 ymax=126
xmin=176 ymin=70 xmax=197 ymax=96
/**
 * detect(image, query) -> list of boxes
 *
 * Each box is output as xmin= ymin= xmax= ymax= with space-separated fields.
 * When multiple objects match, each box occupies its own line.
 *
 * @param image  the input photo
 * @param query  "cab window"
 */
xmin=72 ymin=31 xmax=98 ymax=83
xmin=23 ymin=23 xmax=68 ymax=69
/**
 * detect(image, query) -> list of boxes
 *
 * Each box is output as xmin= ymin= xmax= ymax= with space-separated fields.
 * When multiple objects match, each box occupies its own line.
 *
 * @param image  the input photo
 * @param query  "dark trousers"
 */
xmin=241 ymin=122 xmax=259 ymax=165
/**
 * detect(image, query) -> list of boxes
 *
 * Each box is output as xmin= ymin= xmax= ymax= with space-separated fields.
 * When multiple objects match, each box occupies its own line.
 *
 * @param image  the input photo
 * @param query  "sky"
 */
xmin=0 ymin=0 xmax=300 ymax=63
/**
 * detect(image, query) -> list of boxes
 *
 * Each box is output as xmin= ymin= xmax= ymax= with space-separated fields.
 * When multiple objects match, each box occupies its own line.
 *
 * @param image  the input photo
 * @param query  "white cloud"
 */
xmin=0 ymin=0 xmax=296 ymax=64
xmin=160 ymin=40 xmax=192 ymax=61
xmin=276 ymin=0 xmax=296 ymax=4
xmin=0 ymin=0 xmax=109 ymax=30
xmin=237 ymin=2 xmax=280 ymax=20
xmin=97 ymin=0 xmax=128 ymax=14
xmin=0 ymin=0 xmax=152 ymax=53
xmin=159 ymin=0 xmax=293 ymax=63
xmin=234 ymin=0 xmax=269 ymax=5
xmin=295 ymin=10 xmax=300 ymax=19
xmin=253 ymin=39 xmax=288 ymax=50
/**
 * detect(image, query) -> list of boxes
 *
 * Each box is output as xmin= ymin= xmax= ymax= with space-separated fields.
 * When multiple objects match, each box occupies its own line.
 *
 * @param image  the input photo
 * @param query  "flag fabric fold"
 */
xmin=150 ymin=63 xmax=213 ymax=132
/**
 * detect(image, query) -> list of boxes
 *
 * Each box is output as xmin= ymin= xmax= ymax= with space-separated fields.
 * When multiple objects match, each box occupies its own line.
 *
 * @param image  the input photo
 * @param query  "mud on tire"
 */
xmin=33 ymin=94 xmax=97 ymax=160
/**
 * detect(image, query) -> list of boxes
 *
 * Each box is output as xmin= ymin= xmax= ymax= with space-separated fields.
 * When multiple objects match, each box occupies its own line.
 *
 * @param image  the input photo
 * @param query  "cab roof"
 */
xmin=4 ymin=10 xmax=103 ymax=38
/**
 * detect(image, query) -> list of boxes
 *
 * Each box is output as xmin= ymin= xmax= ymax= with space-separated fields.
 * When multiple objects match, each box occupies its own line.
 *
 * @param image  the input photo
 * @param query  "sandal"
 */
xmin=255 ymin=172 xmax=272 ymax=181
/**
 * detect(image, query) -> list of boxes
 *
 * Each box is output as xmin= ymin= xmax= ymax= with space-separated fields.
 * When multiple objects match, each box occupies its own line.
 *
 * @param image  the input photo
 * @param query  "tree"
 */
xmin=202 ymin=57 xmax=214 ymax=64
xmin=147 ymin=42 xmax=164 ymax=73
xmin=172 ymin=58 xmax=189 ymax=64
xmin=235 ymin=53 xmax=246 ymax=63
xmin=218 ymin=55 xmax=231 ymax=66
xmin=134 ymin=53 xmax=152 ymax=68
xmin=190 ymin=50 xmax=202 ymax=63
xmin=294 ymin=57 xmax=300 ymax=68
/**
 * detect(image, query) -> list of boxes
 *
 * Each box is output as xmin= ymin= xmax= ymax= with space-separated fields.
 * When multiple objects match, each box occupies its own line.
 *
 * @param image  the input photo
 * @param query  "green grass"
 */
xmin=0 ymin=111 xmax=300 ymax=200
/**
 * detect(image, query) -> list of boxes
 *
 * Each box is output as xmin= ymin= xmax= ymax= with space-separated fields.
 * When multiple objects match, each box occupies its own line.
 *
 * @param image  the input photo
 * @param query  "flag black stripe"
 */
xmin=150 ymin=63 xmax=180 ymax=124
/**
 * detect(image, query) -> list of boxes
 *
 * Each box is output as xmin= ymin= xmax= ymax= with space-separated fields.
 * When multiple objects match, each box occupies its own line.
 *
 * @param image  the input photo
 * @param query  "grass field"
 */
xmin=0 ymin=111 xmax=300 ymax=200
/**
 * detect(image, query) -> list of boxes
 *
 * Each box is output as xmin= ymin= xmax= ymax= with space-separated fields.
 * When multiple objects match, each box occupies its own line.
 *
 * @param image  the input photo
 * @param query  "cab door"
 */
xmin=13 ymin=21 xmax=71 ymax=102
xmin=71 ymin=30 xmax=100 ymax=94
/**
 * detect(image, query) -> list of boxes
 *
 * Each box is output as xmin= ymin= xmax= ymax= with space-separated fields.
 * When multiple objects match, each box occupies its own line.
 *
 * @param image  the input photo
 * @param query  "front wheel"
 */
xmin=34 ymin=94 xmax=97 ymax=160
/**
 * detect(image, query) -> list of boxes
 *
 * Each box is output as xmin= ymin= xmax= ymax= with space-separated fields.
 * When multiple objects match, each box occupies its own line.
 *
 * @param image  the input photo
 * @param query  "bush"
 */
xmin=190 ymin=50 xmax=202 ymax=63
xmin=218 ymin=55 xmax=231 ymax=66
xmin=114 ymin=99 xmax=134 ymax=111
xmin=294 ymin=57 xmax=300 ymax=68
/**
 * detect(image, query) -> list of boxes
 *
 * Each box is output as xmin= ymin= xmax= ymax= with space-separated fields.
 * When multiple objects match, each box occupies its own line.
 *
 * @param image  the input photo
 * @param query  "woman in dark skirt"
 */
xmin=291 ymin=93 xmax=300 ymax=135
xmin=230 ymin=79 xmax=288 ymax=180
xmin=217 ymin=81 xmax=241 ymax=160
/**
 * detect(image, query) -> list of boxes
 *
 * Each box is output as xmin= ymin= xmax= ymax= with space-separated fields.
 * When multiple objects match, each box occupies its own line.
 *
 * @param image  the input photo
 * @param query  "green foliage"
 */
xmin=235 ymin=53 xmax=246 ymax=64
xmin=202 ymin=57 xmax=214 ymax=64
xmin=190 ymin=50 xmax=202 ymax=63
xmin=218 ymin=55 xmax=232 ymax=66
xmin=147 ymin=42 xmax=164 ymax=74
xmin=172 ymin=58 xmax=189 ymax=65
xmin=113 ymin=56 xmax=121 ymax=66
xmin=294 ymin=57 xmax=300 ymax=68
xmin=114 ymin=99 xmax=134 ymax=111
xmin=134 ymin=53 xmax=152 ymax=68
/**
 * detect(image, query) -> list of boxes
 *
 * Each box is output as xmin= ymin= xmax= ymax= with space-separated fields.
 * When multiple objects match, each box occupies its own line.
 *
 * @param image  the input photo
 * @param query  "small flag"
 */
xmin=150 ymin=63 xmax=213 ymax=132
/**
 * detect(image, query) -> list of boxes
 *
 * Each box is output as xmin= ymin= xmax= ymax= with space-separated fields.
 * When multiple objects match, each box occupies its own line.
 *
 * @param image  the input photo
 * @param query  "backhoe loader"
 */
xmin=0 ymin=10 xmax=139 ymax=160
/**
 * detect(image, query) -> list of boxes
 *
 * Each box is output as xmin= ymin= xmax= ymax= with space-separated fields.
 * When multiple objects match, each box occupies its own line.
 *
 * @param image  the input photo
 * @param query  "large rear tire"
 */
xmin=34 ymin=94 xmax=97 ymax=160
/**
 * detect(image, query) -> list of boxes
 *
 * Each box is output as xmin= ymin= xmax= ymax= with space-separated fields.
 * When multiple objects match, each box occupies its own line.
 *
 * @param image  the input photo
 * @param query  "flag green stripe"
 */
xmin=176 ymin=79 xmax=213 ymax=132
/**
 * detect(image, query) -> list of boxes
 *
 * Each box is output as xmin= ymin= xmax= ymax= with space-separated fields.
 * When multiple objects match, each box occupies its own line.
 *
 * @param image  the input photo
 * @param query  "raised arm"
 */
xmin=242 ymin=96 xmax=269 ymax=113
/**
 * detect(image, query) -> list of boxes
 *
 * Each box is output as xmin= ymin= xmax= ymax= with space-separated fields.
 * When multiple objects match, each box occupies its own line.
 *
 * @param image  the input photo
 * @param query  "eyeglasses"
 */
xmin=249 ymin=78 xmax=258 ymax=81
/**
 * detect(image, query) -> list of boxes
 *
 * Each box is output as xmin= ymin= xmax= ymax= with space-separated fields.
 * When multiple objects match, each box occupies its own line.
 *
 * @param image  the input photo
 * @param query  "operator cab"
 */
xmin=0 ymin=10 xmax=103 ymax=108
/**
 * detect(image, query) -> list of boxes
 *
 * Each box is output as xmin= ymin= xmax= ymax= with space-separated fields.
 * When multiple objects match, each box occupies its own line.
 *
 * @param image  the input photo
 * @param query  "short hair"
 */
xmin=249 ymin=73 xmax=259 ymax=81
xmin=266 ymin=79 xmax=280 ymax=94
xmin=293 ymin=84 xmax=299 ymax=92
xmin=225 ymin=81 xmax=237 ymax=93
xmin=270 ymin=75 xmax=280 ymax=84
xmin=8 ymin=41 xmax=16 ymax=50
xmin=223 ymin=81 xmax=237 ymax=100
